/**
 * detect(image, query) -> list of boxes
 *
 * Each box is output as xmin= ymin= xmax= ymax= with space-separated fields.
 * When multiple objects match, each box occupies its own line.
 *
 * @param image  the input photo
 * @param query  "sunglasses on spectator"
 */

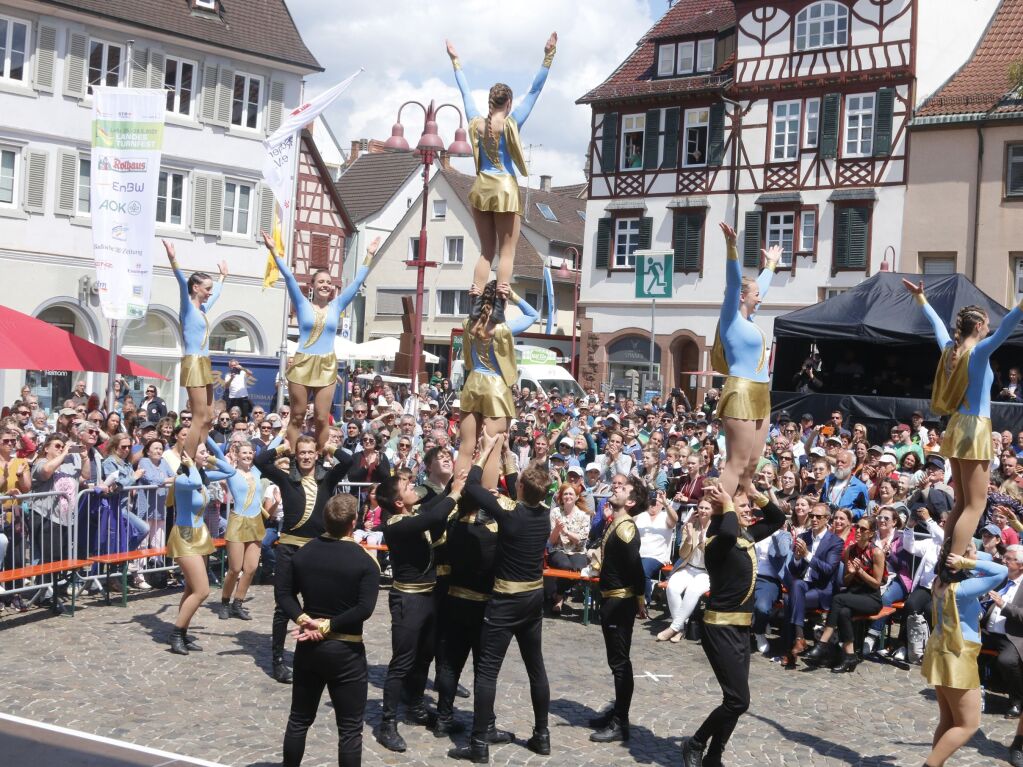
xmin=856 ymin=525 xmax=872 ymax=532
xmin=88 ymin=416 xmax=103 ymax=423
xmin=362 ymin=438 xmax=375 ymax=445
xmin=181 ymin=415 xmax=193 ymax=420
xmin=51 ymin=443 xmax=65 ymax=450
xmin=16 ymin=410 xmax=29 ymax=416
xmin=0 ymin=438 xmax=16 ymax=445
xmin=399 ymin=442 xmax=411 ymax=448
xmin=810 ymin=512 xmax=829 ymax=519
xmin=781 ymin=454 xmax=793 ymax=460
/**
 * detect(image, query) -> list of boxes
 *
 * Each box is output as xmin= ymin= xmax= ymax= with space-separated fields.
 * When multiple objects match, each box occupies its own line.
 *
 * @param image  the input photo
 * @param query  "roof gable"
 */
xmin=334 ymin=153 xmax=423 ymax=223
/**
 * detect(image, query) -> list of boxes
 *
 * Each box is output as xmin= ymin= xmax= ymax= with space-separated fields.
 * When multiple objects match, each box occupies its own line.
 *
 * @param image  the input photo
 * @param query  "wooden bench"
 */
xmin=89 ymin=548 xmax=167 ymax=607
xmin=0 ymin=558 xmax=93 ymax=616
xmin=543 ymin=568 xmax=600 ymax=626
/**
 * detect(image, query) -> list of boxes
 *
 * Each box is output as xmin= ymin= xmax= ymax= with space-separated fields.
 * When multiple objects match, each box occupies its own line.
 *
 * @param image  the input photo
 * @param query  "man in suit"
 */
xmin=982 ymin=544 xmax=1023 ymax=766
xmin=820 ymin=449 xmax=869 ymax=518
xmin=781 ymin=502 xmax=843 ymax=667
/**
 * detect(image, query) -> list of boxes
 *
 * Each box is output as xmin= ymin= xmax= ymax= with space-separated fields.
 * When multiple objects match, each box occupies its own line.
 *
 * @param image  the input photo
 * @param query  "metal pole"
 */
xmin=571 ymin=267 xmax=579 ymax=379
xmin=411 ymin=150 xmax=432 ymax=396
xmin=649 ymin=298 xmax=656 ymax=396
xmin=106 ymin=319 xmax=118 ymax=413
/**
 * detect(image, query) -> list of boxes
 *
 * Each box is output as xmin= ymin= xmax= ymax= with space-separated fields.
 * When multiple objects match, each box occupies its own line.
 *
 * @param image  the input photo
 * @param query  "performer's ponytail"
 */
xmin=486 ymin=83 xmax=513 ymax=142
xmin=947 ymin=305 xmax=987 ymax=375
xmin=471 ymin=280 xmax=498 ymax=336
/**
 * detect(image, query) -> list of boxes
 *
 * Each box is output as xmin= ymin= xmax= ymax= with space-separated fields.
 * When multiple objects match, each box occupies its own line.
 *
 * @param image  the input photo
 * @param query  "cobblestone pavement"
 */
xmin=0 ymin=583 xmax=1018 ymax=767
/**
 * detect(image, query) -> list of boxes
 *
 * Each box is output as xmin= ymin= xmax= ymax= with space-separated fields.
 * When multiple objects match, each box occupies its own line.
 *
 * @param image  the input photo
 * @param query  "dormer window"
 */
xmin=655 ymin=38 xmax=715 ymax=78
xmin=795 ymin=2 xmax=849 ymax=51
xmin=193 ymin=0 xmax=217 ymax=11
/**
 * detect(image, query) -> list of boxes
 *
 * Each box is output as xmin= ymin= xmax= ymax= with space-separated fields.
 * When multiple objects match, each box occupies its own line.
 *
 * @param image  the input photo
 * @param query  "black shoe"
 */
xmin=830 ymin=653 xmax=861 ymax=673
xmin=405 ymin=705 xmax=437 ymax=728
xmin=588 ymin=707 xmax=614 ymax=730
xmin=589 ymin=715 xmax=629 ymax=743
xmin=272 ymin=660 xmax=293 ymax=684
xmin=448 ymin=737 xmax=489 ymax=763
xmin=433 ymin=716 xmax=465 ymax=738
xmin=230 ymin=600 xmax=251 ymax=620
xmin=681 ymin=736 xmax=705 ymax=767
xmin=526 ymin=727 xmax=550 ymax=755
xmin=1007 ymin=699 xmax=1022 ymax=718
xmin=456 ymin=683 xmax=471 ymax=698
xmin=184 ymin=636 xmax=203 ymax=652
xmin=802 ymin=643 xmax=831 ymax=668
xmin=376 ymin=721 xmax=407 ymax=753
xmin=217 ymin=602 xmax=231 ymax=620
xmin=1009 ymin=745 xmax=1023 ymax=767
xmin=169 ymin=629 xmax=189 ymax=656
xmin=483 ymin=725 xmax=513 ymax=745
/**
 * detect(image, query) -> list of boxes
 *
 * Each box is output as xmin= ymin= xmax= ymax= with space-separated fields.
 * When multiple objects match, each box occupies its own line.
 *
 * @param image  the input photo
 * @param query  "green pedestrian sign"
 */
xmin=635 ymin=251 xmax=673 ymax=299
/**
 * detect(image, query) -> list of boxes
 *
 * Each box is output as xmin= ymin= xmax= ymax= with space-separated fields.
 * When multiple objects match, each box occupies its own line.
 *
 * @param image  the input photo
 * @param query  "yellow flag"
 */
xmin=263 ymin=208 xmax=284 ymax=290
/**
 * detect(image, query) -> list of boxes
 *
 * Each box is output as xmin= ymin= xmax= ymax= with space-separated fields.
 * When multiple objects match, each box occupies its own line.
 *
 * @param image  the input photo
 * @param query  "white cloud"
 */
xmin=288 ymin=0 xmax=656 ymax=185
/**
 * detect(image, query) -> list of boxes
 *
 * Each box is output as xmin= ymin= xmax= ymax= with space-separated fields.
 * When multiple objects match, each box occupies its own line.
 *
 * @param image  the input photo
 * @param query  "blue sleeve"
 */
xmin=201 ymin=280 xmax=223 ymax=313
xmin=172 ymin=266 xmax=189 ymax=312
xmin=510 ymin=64 xmax=550 ymax=127
xmin=333 ymin=264 xmax=370 ymax=315
xmin=506 ymin=295 xmax=539 ymax=336
xmin=976 ymin=305 xmax=1023 ymax=358
xmin=756 ymin=268 xmax=774 ymax=303
xmin=206 ymin=457 xmax=236 ymax=482
xmin=205 ymin=437 xmax=226 ymax=462
xmin=956 ymin=558 xmax=1008 ymax=600
xmin=275 ymin=254 xmax=306 ymax=305
xmin=721 ymin=248 xmax=741 ymax=331
xmin=921 ymin=300 xmax=953 ymax=349
xmin=176 ymin=467 xmax=201 ymax=492
xmin=454 ymin=67 xmax=480 ymax=121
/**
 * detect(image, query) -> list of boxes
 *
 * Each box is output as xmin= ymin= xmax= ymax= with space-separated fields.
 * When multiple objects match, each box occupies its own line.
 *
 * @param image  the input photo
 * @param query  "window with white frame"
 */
xmin=0 ymin=16 xmax=29 ymax=83
xmin=772 ymin=101 xmax=801 ymax=161
xmin=432 ymin=199 xmax=447 ymax=219
xmin=821 ymin=286 xmax=849 ymax=301
xmin=805 ymin=98 xmax=821 ymax=148
xmin=1014 ymin=257 xmax=1023 ymax=304
xmin=620 ymin=114 xmax=645 ymax=170
xmin=795 ymin=1 xmax=849 ymax=51
xmin=76 ymin=157 xmax=90 ymax=216
xmin=657 ymin=44 xmax=675 ymax=76
xmin=536 ymin=202 xmax=558 ymax=222
xmin=766 ymin=212 xmax=795 ymax=267
xmin=845 ymin=93 xmax=875 ymax=156
xmin=677 ymin=41 xmax=695 ymax=74
xmin=194 ymin=0 xmax=217 ymax=9
xmin=922 ymin=255 xmax=956 ymax=275
xmin=0 ymin=147 xmax=17 ymax=207
xmin=683 ymin=108 xmax=709 ymax=167
xmin=408 ymin=236 xmax=421 ymax=261
xmin=88 ymin=40 xmax=122 ymax=94
xmin=444 ymin=236 xmax=463 ymax=264
xmin=231 ymin=73 xmax=262 ymax=130
xmin=157 ymin=170 xmax=186 ymax=226
xmin=799 ymin=210 xmax=817 ymax=253
xmin=222 ymin=180 xmax=252 ymax=235
xmin=614 ymin=218 xmax=641 ymax=268
xmin=1008 ymin=144 xmax=1023 ymax=197
xmin=437 ymin=289 xmax=471 ymax=317
xmin=696 ymin=39 xmax=715 ymax=72
xmin=163 ymin=57 xmax=196 ymax=116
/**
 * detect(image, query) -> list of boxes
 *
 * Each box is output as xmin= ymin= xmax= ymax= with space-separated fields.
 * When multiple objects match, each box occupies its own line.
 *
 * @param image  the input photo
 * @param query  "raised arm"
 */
xmin=954 ymin=555 xmax=1008 ymax=600
xmin=206 ymin=456 xmax=236 ymax=482
xmin=261 ymin=231 xmax=305 ymax=305
xmin=720 ymin=224 xmax=741 ymax=330
xmin=903 ymin=280 xmax=952 ymax=349
xmin=333 ymin=237 xmax=380 ymax=315
xmin=202 ymin=279 xmax=223 ymax=313
xmin=976 ymin=303 xmax=1023 ymax=358
xmin=505 ymin=289 xmax=539 ymax=336
xmin=325 ymin=448 xmax=354 ymax=487
xmin=255 ymin=443 xmax=291 ymax=486
xmin=447 ymin=41 xmax=481 ymax=121
xmin=206 ymin=436 xmax=226 ymax=462
xmin=510 ymin=33 xmax=556 ymax=127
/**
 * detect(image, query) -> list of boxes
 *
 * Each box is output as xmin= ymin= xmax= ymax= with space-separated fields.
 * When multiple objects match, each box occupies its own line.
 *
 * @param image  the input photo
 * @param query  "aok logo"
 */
xmin=98 ymin=199 xmax=142 ymax=216
xmin=97 ymin=157 xmax=147 ymax=173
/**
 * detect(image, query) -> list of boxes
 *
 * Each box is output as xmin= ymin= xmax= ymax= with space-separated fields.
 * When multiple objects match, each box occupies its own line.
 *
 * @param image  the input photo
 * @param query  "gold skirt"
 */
xmin=287 ymin=351 xmax=338 ymax=389
xmin=180 ymin=355 xmax=213 ymax=388
xmin=468 ymin=172 xmax=523 ymax=215
xmin=922 ymin=637 xmax=981 ymax=690
xmin=225 ymin=513 xmax=265 ymax=543
xmin=167 ymin=523 xmax=215 ymax=559
xmin=718 ymin=377 xmax=771 ymax=421
xmin=460 ymin=370 xmax=515 ymax=418
xmin=940 ymin=413 xmax=993 ymax=462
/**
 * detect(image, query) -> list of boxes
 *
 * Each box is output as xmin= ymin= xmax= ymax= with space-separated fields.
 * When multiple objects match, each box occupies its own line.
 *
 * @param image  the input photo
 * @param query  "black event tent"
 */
xmin=774 ymin=271 xmax=1023 ymax=346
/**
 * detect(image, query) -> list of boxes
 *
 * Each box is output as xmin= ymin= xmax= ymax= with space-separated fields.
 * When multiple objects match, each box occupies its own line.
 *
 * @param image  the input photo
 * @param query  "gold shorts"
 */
xmin=287 ymin=352 xmax=338 ymax=389
xmin=180 ymin=355 xmax=213 ymax=388
xmin=718 ymin=377 xmax=771 ymax=421
xmin=468 ymin=172 xmax=523 ymax=215
xmin=225 ymin=513 xmax=265 ymax=544
xmin=166 ymin=523 xmax=215 ymax=559
xmin=940 ymin=413 xmax=993 ymax=462
xmin=922 ymin=638 xmax=981 ymax=690
xmin=460 ymin=371 xmax=515 ymax=418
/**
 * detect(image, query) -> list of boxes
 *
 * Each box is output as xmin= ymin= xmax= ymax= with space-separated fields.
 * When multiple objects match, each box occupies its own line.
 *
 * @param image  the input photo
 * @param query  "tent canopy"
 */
xmin=774 ymin=272 xmax=1023 ymax=346
xmin=0 ymin=304 xmax=167 ymax=379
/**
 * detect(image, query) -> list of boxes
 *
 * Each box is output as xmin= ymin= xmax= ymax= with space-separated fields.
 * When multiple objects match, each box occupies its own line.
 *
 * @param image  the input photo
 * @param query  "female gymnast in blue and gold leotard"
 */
xmin=261 ymin=232 xmax=379 ymax=453
xmin=447 ymin=32 xmax=556 ymax=292
xmin=714 ymin=223 xmax=781 ymax=496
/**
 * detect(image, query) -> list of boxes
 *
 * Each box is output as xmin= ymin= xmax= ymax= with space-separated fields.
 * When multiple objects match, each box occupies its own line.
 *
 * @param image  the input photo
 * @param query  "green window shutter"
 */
xmin=673 ymin=211 xmax=704 ymax=273
xmin=708 ymin=103 xmax=726 ymax=166
xmin=22 ymin=149 xmax=49 ymax=214
xmin=216 ymin=67 xmax=235 ymax=126
xmin=743 ymin=211 xmax=762 ymax=267
xmin=643 ymin=108 xmax=661 ymax=170
xmin=148 ymin=51 xmax=166 ymax=91
xmin=54 ymin=148 xmax=79 ymax=217
xmin=200 ymin=64 xmax=219 ymax=124
xmin=846 ymin=206 xmax=870 ymax=268
xmin=129 ymin=48 xmax=148 ymax=88
xmin=833 ymin=207 xmax=850 ymax=269
xmin=873 ymin=87 xmax=895 ymax=157
xmin=600 ymin=112 xmax=618 ymax=173
xmin=33 ymin=24 xmax=58 ymax=93
xmin=661 ymin=107 xmax=680 ymax=169
xmin=63 ymin=31 xmax=88 ymax=98
xmin=638 ymin=217 xmax=653 ymax=250
xmin=595 ymin=217 xmax=612 ymax=269
xmin=267 ymin=80 xmax=286 ymax=136
xmin=191 ymin=172 xmax=209 ymax=234
xmin=257 ymin=182 xmax=275 ymax=241
xmin=673 ymin=212 xmax=687 ymax=272
xmin=819 ymin=93 xmax=841 ymax=159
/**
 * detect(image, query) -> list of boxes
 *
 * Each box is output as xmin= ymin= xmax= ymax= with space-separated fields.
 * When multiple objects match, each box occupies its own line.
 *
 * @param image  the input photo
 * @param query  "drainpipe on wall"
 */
xmin=971 ymin=104 xmax=999 ymax=284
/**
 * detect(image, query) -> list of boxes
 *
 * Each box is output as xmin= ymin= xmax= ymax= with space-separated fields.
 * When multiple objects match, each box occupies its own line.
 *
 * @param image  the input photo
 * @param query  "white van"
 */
xmin=450 ymin=344 xmax=585 ymax=399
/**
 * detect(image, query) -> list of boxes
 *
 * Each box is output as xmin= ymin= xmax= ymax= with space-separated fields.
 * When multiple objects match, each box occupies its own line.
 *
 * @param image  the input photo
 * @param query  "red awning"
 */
xmin=0 ymin=304 xmax=168 ymax=380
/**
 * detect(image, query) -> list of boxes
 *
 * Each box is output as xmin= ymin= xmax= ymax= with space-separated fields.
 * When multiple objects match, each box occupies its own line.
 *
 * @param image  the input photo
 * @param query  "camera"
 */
xmin=647 ymin=488 xmax=659 ymax=505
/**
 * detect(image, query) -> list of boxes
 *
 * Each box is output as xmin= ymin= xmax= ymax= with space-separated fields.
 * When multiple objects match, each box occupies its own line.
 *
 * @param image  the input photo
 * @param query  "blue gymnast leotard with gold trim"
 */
xmin=172 ymin=265 xmax=222 ymax=387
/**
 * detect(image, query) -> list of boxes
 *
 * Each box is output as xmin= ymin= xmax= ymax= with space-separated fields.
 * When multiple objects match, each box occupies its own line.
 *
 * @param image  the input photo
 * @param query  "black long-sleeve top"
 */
xmin=465 ymin=464 xmax=548 ymax=595
xmin=419 ymin=477 xmax=453 ymax=576
xmin=275 ymin=536 xmax=380 ymax=637
xmin=599 ymin=514 xmax=645 ymax=599
xmin=446 ymin=493 xmax=499 ymax=601
xmin=704 ymin=498 xmax=786 ymax=625
xmin=347 ymin=451 xmax=392 ymax=485
xmin=255 ymin=446 xmax=352 ymax=546
xmin=381 ymin=490 xmax=456 ymax=593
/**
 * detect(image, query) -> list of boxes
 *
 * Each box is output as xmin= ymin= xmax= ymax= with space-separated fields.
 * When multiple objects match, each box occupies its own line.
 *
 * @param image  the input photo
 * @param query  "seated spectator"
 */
xmin=899 ymin=450 xmax=922 ymax=475
xmin=636 ymin=447 xmax=667 ymax=492
xmin=546 ymin=483 xmax=592 ymax=614
xmin=993 ymin=505 xmax=1021 ymax=547
xmin=804 ymin=455 xmax=830 ymax=499
xmin=831 ymin=507 xmax=856 ymax=550
xmin=890 ymin=505 xmax=946 ymax=662
xmin=347 ymin=430 xmax=391 ymax=486
xmin=868 ymin=476 xmax=899 ymax=516
xmin=983 ymin=523 xmax=1008 ymax=563
xmin=892 ymin=423 xmax=924 ymax=467
xmin=634 ymin=490 xmax=677 ymax=605
xmin=924 ymin=428 xmax=943 ymax=455
xmin=864 ymin=503 xmax=914 ymax=655
xmin=595 ymin=431 xmax=633 ymax=482
xmin=354 ymin=485 xmax=384 ymax=547
xmin=821 ymin=449 xmax=868 ymax=517
xmin=980 ymin=544 xmax=1023 ymax=727
xmin=657 ymin=498 xmax=713 ymax=642
xmin=781 ymin=502 xmax=843 ymax=667
xmin=803 ymin=515 xmax=885 ymax=672
xmin=789 ymin=495 xmax=812 ymax=538
xmin=99 ymin=434 xmax=150 ymax=585
xmin=752 ymin=509 xmax=793 ymax=655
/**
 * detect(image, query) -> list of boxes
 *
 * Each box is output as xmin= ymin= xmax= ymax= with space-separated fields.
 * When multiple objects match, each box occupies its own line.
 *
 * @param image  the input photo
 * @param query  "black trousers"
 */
xmin=825 ymin=590 xmax=881 ymax=644
xmin=471 ymin=590 xmax=549 ymax=738
xmin=600 ymin=596 xmax=637 ymax=720
xmin=435 ymin=595 xmax=487 ymax=720
xmin=283 ymin=640 xmax=367 ymax=767
xmin=983 ymin=632 xmax=1023 ymax=698
xmin=272 ymin=543 xmax=300 ymax=661
xmin=382 ymin=590 xmax=435 ymax=722
xmin=694 ymin=623 xmax=751 ymax=761
xmin=544 ymin=550 xmax=588 ymax=599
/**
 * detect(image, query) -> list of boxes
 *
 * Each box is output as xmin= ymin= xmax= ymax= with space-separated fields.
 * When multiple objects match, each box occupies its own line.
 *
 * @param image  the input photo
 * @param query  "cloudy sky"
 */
xmin=287 ymin=0 xmax=667 ymax=185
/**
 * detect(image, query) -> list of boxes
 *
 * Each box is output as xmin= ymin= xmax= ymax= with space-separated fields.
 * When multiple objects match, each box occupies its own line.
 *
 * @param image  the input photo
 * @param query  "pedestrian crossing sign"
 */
xmin=635 ymin=251 xmax=673 ymax=299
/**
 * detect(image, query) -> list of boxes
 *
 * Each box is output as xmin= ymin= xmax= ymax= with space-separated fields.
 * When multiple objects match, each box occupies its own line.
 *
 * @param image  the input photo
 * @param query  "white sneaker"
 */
xmin=862 ymin=634 xmax=877 ymax=656
xmin=892 ymin=646 xmax=907 ymax=662
xmin=133 ymin=576 xmax=152 ymax=591
xmin=755 ymin=633 xmax=769 ymax=655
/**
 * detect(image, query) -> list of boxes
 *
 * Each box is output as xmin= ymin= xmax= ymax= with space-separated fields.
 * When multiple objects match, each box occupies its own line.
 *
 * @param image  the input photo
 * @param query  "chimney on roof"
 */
xmin=438 ymin=151 xmax=452 ymax=171
xmin=348 ymin=139 xmax=370 ymax=166
xmin=539 ymin=175 xmax=552 ymax=193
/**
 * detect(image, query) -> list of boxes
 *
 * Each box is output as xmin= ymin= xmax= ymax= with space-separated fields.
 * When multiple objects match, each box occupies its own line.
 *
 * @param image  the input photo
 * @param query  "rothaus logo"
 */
xmin=97 ymin=157 xmax=147 ymax=173
xmin=98 ymin=199 xmax=142 ymax=216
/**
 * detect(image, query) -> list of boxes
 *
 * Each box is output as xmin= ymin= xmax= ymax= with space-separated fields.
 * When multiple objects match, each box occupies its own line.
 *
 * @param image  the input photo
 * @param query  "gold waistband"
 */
xmin=600 ymin=588 xmax=636 ymax=599
xmin=493 ymin=577 xmax=543 ymax=595
xmin=325 ymin=632 xmax=363 ymax=643
xmin=448 ymin=585 xmax=490 ymax=602
xmin=394 ymin=581 xmax=435 ymax=594
xmin=704 ymin=610 xmax=752 ymax=627
xmin=436 ymin=564 xmax=452 ymax=577
xmin=279 ymin=533 xmax=314 ymax=547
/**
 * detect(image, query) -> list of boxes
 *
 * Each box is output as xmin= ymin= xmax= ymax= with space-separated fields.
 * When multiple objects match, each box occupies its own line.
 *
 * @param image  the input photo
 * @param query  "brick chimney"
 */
xmin=539 ymin=174 xmax=552 ymax=192
xmin=348 ymin=138 xmax=369 ymax=166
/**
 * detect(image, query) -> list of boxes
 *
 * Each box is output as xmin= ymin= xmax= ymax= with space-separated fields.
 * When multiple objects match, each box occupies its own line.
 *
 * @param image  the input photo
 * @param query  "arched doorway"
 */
xmin=210 ymin=315 xmax=264 ymax=356
xmin=31 ymin=304 xmax=97 ymax=410
xmin=121 ymin=310 xmax=182 ymax=409
xmin=669 ymin=336 xmax=701 ymax=408
xmin=607 ymin=335 xmax=661 ymax=400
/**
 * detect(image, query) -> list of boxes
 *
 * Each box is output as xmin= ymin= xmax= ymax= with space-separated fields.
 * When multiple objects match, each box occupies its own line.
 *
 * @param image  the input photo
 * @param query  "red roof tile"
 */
xmin=648 ymin=1 xmax=736 ymax=40
xmin=916 ymin=0 xmax=1023 ymax=118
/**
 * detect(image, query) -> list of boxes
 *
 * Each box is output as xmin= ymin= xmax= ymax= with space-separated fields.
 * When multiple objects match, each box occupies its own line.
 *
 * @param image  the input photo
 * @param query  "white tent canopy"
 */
xmin=357 ymin=336 xmax=440 ymax=364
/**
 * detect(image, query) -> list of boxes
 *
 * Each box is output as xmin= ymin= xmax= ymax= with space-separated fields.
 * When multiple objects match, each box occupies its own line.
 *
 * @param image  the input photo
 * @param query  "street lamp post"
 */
xmin=558 ymin=246 xmax=581 ymax=379
xmin=383 ymin=100 xmax=472 ymax=393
